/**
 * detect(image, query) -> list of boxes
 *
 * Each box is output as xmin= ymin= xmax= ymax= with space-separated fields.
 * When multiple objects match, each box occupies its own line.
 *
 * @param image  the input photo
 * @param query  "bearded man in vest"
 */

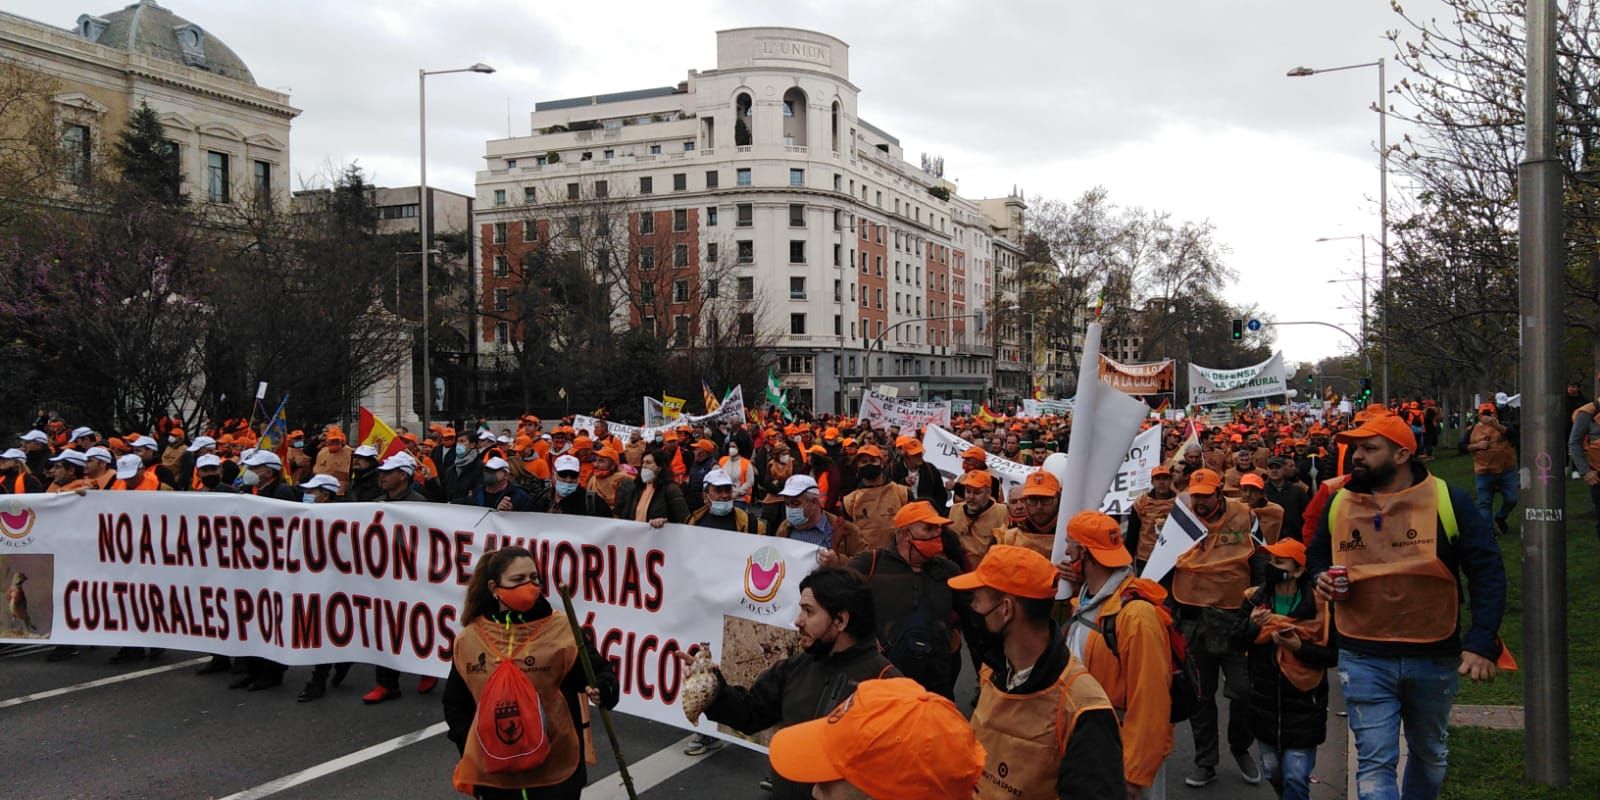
xmin=841 ymin=445 xmax=909 ymax=552
xmin=1126 ymin=465 xmax=1177 ymax=572
xmin=1467 ymin=402 xmax=1518 ymax=536
xmin=949 ymin=544 xmax=1125 ymax=799
xmin=1170 ymin=467 xmax=1263 ymax=788
xmin=949 ymin=470 xmax=1008 ymax=567
xmin=1239 ymin=473 xmax=1286 ymax=544
xmin=1061 ymin=511 xmax=1174 ymax=799
xmin=1568 ymin=389 xmax=1600 ymax=540
xmin=992 ymin=470 xmax=1062 ymax=558
xmin=1308 ymin=413 xmax=1505 ymax=800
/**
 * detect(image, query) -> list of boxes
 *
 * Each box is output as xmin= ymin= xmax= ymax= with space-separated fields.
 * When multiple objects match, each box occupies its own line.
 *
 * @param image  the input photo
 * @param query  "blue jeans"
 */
xmin=1474 ymin=470 xmax=1518 ymax=523
xmin=1338 ymin=651 xmax=1460 ymax=800
xmin=1258 ymin=743 xmax=1316 ymax=800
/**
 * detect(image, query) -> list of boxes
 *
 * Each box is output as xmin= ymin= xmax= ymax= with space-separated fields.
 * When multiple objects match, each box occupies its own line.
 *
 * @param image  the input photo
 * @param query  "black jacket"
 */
xmin=442 ymin=604 xmax=619 ymax=800
xmin=468 ymin=483 xmax=536 ymax=512
xmin=252 ymin=478 xmax=298 ymax=503
xmin=891 ymin=460 xmax=949 ymax=510
xmin=1264 ymin=480 xmax=1310 ymax=535
xmin=620 ymin=479 xmax=689 ymax=524
xmin=705 ymin=640 xmax=899 ymax=800
xmin=845 ymin=547 xmax=965 ymax=698
xmin=1227 ymin=577 xmax=1338 ymax=750
xmin=974 ymin=622 xmax=1126 ymax=800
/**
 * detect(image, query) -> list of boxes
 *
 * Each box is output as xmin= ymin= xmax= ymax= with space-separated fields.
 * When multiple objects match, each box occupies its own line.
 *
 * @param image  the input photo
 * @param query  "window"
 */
xmin=673 ymin=208 xmax=688 ymax=231
xmin=674 ymin=243 xmax=689 ymax=267
xmin=833 ymin=243 xmax=842 ymax=266
xmin=833 ymin=279 xmax=842 ymax=301
xmin=649 ymin=144 xmax=662 ymax=155
xmin=60 ymin=124 xmax=91 ymax=184
xmin=493 ymin=255 xmax=508 ymax=277
xmin=737 ymin=276 xmax=754 ymax=300
xmin=673 ymin=173 xmax=687 ymax=191
xmin=640 ymin=176 xmax=653 ymax=194
xmin=492 ymin=222 xmax=507 ymax=244
xmin=876 ymin=288 xmax=883 ymax=309
xmin=705 ymin=170 xmax=719 ymax=188
xmin=640 ymin=213 xmax=655 ymax=234
xmin=496 ymin=322 xmax=510 ymax=343
xmin=789 ymin=204 xmax=805 ymax=226
xmin=834 ymin=315 xmax=842 ymax=336
xmin=674 ymin=315 xmax=691 ymax=345
xmin=494 ymin=288 xmax=509 ymax=311
xmin=684 ymin=141 xmax=695 ymax=152
xmin=789 ymin=168 xmax=804 ymax=187
xmin=581 ymin=151 xmax=592 ymax=161
xmin=603 ymin=149 xmax=614 ymax=159
xmin=789 ymin=240 xmax=805 ymax=263
xmin=674 ymin=279 xmax=690 ymax=303
xmin=736 ymin=168 xmax=751 ymax=186
xmin=706 ymin=206 xmax=718 ymax=226
xmin=253 ymin=160 xmax=271 ymax=200
xmin=790 ymin=314 xmax=807 ymax=335
xmin=706 ymin=242 xmax=718 ymax=262
xmin=535 ymin=155 xmax=547 ymax=166
xmin=738 ymin=313 xmax=755 ymax=336
xmin=639 ymin=249 xmax=655 ymax=270
xmin=875 ymin=255 xmax=883 ymax=275
xmin=875 ymin=190 xmax=882 ymax=207
xmin=494 ymin=189 xmax=506 ymax=207
xmin=737 ymin=204 xmax=753 ymax=227
xmin=642 ymin=314 xmax=656 ymax=336
xmin=706 ymin=278 xmax=719 ymax=298
xmin=860 ymin=253 xmax=867 ymax=271
xmin=206 ymin=150 xmax=230 ymax=202
xmin=833 ymin=174 xmax=842 ymax=191
xmin=737 ymin=241 xmax=753 ymax=263
xmin=524 ymin=187 xmax=537 ymax=204
xmin=790 ymin=277 xmax=806 ymax=300
xmin=567 ymin=182 xmax=579 ymax=200
xmin=595 ymin=180 xmax=608 ymax=198
xmin=567 ymin=215 xmax=582 ymax=236
xmin=641 ymin=283 xmax=656 ymax=303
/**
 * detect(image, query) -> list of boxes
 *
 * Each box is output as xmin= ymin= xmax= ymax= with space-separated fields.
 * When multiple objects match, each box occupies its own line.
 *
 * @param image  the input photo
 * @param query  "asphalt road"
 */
xmin=0 ymin=643 xmax=1345 ymax=799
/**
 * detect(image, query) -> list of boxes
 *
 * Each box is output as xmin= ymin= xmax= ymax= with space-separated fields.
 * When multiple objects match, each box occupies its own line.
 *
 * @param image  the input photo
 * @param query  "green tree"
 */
xmin=113 ymin=102 xmax=182 ymax=206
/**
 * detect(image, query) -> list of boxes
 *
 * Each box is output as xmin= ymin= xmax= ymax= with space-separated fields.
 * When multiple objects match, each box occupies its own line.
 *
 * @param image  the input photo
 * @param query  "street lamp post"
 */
xmin=1290 ymin=58 xmax=1388 ymax=401
xmin=419 ymin=62 xmax=494 ymax=431
xmin=863 ymin=312 xmax=981 ymax=401
xmin=1315 ymin=234 xmax=1371 ymax=367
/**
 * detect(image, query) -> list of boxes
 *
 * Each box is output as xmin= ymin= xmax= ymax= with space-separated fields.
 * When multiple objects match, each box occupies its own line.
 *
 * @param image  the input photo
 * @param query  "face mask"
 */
xmin=168 ymin=437 xmax=179 ymax=445
xmin=777 ymin=454 xmax=791 ymax=464
xmin=555 ymin=479 xmax=579 ymax=497
xmin=200 ymin=474 xmax=221 ymax=489
xmin=454 ymin=443 xmax=467 ymax=458
xmin=493 ymin=581 xmax=542 ymax=612
xmin=640 ymin=468 xmax=657 ymax=484
xmin=728 ymin=447 xmax=739 ymax=457
xmin=857 ymin=464 xmax=883 ymax=480
xmin=292 ymin=441 xmax=304 ymax=449
xmin=301 ymin=494 xmax=317 ymax=504
xmin=240 ymin=469 xmax=261 ymax=487
xmin=785 ymin=505 xmax=809 ymax=528
xmin=555 ymin=443 xmax=571 ymax=454
xmin=710 ymin=499 xmax=734 ymax=516
xmin=1269 ymin=567 xmax=1297 ymax=585
xmin=483 ymin=472 xmax=505 ymax=486
xmin=909 ymin=536 xmax=944 ymax=559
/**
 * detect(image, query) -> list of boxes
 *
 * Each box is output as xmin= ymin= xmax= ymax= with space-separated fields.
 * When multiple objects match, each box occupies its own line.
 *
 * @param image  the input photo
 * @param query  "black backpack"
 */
xmin=1080 ymin=594 xmax=1202 ymax=723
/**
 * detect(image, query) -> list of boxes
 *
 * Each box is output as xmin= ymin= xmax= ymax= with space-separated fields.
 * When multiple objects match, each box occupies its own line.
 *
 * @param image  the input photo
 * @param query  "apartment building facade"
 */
xmin=474 ymin=27 xmax=1025 ymax=414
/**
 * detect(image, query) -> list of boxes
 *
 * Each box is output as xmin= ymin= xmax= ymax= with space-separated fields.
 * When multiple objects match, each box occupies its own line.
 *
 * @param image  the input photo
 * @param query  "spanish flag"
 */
xmin=702 ymin=381 xmax=721 ymax=414
xmin=357 ymin=407 xmax=407 ymax=460
xmin=977 ymin=404 xmax=1001 ymax=424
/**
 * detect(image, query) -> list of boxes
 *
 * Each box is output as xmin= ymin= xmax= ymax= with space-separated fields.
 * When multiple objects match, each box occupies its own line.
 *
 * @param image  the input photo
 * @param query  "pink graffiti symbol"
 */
xmin=1535 ymin=452 xmax=1554 ymax=483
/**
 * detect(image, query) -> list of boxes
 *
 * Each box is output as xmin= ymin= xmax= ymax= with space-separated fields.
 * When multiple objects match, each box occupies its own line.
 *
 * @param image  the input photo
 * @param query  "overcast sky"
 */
xmin=14 ymin=0 xmax=1450 ymax=365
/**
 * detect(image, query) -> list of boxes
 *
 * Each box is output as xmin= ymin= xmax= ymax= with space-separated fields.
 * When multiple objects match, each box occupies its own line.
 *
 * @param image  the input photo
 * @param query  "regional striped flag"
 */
xmin=1140 ymin=498 xmax=1210 ymax=583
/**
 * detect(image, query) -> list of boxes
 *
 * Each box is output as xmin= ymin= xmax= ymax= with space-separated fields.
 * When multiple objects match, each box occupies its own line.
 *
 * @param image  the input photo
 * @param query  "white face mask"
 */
xmin=640 ymin=468 xmax=657 ymax=484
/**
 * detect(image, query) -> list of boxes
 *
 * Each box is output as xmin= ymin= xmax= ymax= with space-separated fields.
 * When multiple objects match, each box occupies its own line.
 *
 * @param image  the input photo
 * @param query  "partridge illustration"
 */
xmin=680 ymin=644 xmax=719 ymax=724
xmin=7 ymin=573 xmax=37 ymax=634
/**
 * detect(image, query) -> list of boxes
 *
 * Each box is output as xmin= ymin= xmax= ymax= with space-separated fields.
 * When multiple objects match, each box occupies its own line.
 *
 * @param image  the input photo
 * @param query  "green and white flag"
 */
xmin=765 ymin=366 xmax=793 ymax=421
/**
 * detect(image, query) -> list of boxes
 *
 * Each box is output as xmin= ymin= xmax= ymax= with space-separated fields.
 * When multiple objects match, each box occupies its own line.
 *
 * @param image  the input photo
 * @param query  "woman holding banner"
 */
xmin=443 ymin=546 xmax=619 ymax=800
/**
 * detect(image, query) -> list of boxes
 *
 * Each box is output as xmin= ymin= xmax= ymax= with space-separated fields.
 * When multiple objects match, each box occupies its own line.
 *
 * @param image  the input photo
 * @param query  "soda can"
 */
xmin=1327 ymin=565 xmax=1349 ymax=601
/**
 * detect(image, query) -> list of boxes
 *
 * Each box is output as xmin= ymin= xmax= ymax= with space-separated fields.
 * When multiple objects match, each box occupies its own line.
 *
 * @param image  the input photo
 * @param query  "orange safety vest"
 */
xmin=971 ymin=660 xmax=1115 ymax=800
xmin=1171 ymin=498 xmax=1256 ymax=609
xmin=949 ymin=500 xmax=1009 ymax=566
xmin=1244 ymin=585 xmax=1330 ymax=692
xmin=450 ymin=616 xmax=581 ymax=793
xmin=842 ymin=482 xmax=910 ymax=551
xmin=48 ymin=478 xmax=91 ymax=493
xmin=993 ymin=523 xmax=1057 ymax=560
xmin=114 ymin=471 xmax=160 ymax=492
xmin=1575 ymin=402 xmax=1600 ymax=470
xmin=1329 ymin=475 xmax=1460 ymax=644
xmin=9 ymin=473 xmax=27 ymax=494
xmin=1132 ymin=493 xmax=1176 ymax=561
xmin=1251 ymin=501 xmax=1284 ymax=544
xmin=717 ymin=455 xmax=753 ymax=502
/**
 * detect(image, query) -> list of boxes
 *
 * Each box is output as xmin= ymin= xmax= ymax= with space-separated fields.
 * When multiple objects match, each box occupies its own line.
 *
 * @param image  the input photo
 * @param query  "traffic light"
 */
xmin=1231 ymin=319 xmax=1243 ymax=340
xmin=1360 ymin=377 xmax=1373 ymax=399
xmin=1306 ymin=373 xmax=1316 ymax=386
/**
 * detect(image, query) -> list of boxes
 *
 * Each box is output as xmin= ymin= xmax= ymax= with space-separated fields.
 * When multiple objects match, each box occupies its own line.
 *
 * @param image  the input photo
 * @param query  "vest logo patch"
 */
xmin=997 ymin=762 xmax=1009 ymax=778
xmin=467 ymin=652 xmax=488 ymax=674
xmin=1406 ymin=528 xmax=1418 ymax=540
xmin=1339 ymin=529 xmax=1367 ymax=551
xmin=494 ymin=700 xmax=524 ymax=744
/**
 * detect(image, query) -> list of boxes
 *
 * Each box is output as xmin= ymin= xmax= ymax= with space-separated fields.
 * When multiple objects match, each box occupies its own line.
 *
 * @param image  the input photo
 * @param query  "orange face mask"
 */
xmin=494 ymin=582 xmax=541 ymax=612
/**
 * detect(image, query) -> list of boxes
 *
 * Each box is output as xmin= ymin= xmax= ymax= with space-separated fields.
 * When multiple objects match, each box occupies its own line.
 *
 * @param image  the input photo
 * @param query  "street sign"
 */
xmin=558 ymin=387 xmax=567 ymax=399
xmin=1246 ymin=319 xmax=1262 ymax=332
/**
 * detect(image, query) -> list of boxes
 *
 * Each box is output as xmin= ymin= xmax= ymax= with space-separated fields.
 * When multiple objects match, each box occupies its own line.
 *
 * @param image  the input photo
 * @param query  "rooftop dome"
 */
xmin=76 ymin=0 xmax=255 ymax=85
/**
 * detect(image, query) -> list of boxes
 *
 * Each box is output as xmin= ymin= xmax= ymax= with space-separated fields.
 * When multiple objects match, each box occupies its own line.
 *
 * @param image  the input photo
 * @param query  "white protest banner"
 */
xmin=1187 ymin=353 xmax=1290 ymax=406
xmin=0 ymin=492 xmax=816 ymax=743
xmin=1207 ymin=407 xmax=1235 ymax=427
xmin=921 ymin=424 xmax=1159 ymax=516
xmin=859 ymin=391 xmax=951 ymax=431
xmin=1020 ymin=398 xmax=1074 ymax=418
xmin=1097 ymin=425 xmax=1163 ymax=517
xmin=1098 ymin=356 xmax=1176 ymax=395
xmin=921 ymin=425 xmax=1037 ymax=499
xmin=1140 ymin=496 xmax=1209 ymax=582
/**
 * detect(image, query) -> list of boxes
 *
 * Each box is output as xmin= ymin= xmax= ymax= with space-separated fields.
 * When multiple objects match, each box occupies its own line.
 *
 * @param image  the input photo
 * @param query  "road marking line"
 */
xmin=0 ymin=644 xmax=52 ymax=661
xmin=0 ymin=656 xmax=208 ymax=708
xmin=215 ymin=722 xmax=449 ymax=800
xmin=583 ymin=734 xmax=717 ymax=799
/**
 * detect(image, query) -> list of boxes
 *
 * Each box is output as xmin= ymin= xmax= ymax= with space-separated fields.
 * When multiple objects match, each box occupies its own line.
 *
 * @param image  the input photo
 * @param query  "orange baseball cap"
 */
xmin=959 ymin=470 xmax=992 ymax=490
xmin=1336 ymin=413 xmax=1417 ymax=451
xmin=1019 ymin=469 xmax=1061 ymax=498
xmin=1187 ymin=468 xmax=1223 ymax=496
xmin=1066 ymin=511 xmax=1132 ymax=568
xmin=598 ymin=444 xmax=623 ymax=462
xmin=948 ymin=544 xmax=1059 ymax=599
xmin=855 ymin=444 xmax=884 ymax=459
xmin=572 ymin=435 xmax=594 ymax=452
xmin=807 ymin=444 xmax=828 ymax=456
xmin=898 ymin=438 xmax=924 ymax=455
xmin=1239 ymin=473 xmax=1265 ymax=490
xmin=768 ymin=678 xmax=984 ymax=799
xmin=1264 ymin=537 xmax=1307 ymax=566
xmin=823 ymin=427 xmax=840 ymax=439
xmin=893 ymin=500 xmax=950 ymax=528
xmin=1150 ymin=464 xmax=1171 ymax=478
xmin=962 ymin=446 xmax=990 ymax=463
xmin=693 ymin=439 xmax=717 ymax=453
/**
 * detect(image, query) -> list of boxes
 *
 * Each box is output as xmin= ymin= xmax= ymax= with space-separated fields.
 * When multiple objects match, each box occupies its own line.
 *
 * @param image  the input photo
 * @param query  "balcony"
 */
xmin=956 ymin=343 xmax=994 ymax=358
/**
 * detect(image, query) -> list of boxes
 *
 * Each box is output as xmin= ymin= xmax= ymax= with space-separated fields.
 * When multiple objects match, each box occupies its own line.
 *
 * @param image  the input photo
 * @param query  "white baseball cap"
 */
xmin=131 ymin=435 xmax=158 ymax=451
xmin=187 ymin=435 xmax=216 ymax=452
xmin=300 ymin=474 xmax=341 ymax=493
xmin=377 ymin=453 xmax=416 ymax=474
xmin=195 ymin=454 xmax=222 ymax=469
xmin=477 ymin=430 xmax=497 ymax=442
xmin=70 ymin=426 xmax=96 ymax=441
xmin=18 ymin=430 xmax=48 ymax=444
xmin=554 ymin=454 xmax=581 ymax=474
xmin=0 ymin=448 xmax=24 ymax=461
xmin=703 ymin=468 xmax=734 ymax=488
xmin=497 ymin=435 xmax=513 ymax=445
xmin=84 ymin=446 xmax=114 ymax=464
xmin=483 ymin=456 xmax=510 ymax=471
xmin=353 ymin=444 xmax=380 ymax=459
xmin=50 ymin=449 xmax=87 ymax=467
xmin=242 ymin=450 xmax=282 ymax=470
xmin=777 ymin=474 xmax=820 ymax=497
xmin=114 ymin=453 xmax=142 ymax=479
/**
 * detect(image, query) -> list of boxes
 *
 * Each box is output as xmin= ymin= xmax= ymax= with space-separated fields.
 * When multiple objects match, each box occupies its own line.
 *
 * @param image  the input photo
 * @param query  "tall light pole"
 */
xmin=1289 ymin=58 xmax=1387 ymax=402
xmin=864 ymin=313 xmax=980 ymax=401
xmin=419 ymin=62 xmax=494 ymax=430
xmin=1315 ymin=234 xmax=1371 ymax=366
